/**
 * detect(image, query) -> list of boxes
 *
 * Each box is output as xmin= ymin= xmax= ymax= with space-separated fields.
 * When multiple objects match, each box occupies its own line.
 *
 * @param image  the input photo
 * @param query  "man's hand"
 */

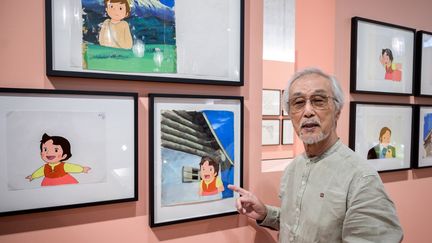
xmin=228 ymin=184 xmax=267 ymax=221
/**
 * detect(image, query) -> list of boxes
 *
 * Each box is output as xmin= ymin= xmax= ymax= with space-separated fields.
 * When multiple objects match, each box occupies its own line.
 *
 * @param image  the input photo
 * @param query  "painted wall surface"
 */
xmin=1 ymin=0 xmax=432 ymax=243
xmin=335 ymin=1 xmax=432 ymax=242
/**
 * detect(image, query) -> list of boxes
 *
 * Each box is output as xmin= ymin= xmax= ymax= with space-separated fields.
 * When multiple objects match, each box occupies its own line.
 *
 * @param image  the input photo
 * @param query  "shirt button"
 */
xmin=296 ymin=208 xmax=300 ymax=212
xmin=301 ymin=180 xmax=305 ymax=185
xmin=290 ymin=236 xmax=294 ymax=241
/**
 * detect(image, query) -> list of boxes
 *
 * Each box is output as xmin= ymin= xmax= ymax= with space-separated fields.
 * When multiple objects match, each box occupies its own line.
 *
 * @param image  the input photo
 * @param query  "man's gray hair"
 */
xmin=282 ymin=67 xmax=345 ymax=114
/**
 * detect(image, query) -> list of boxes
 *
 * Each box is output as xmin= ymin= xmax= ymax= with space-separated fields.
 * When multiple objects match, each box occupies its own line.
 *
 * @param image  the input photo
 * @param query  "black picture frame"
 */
xmin=45 ymin=0 xmax=244 ymax=86
xmin=415 ymin=30 xmax=432 ymax=96
xmin=412 ymin=105 xmax=432 ymax=168
xmin=350 ymin=17 xmax=415 ymax=95
xmin=349 ymin=101 xmax=413 ymax=172
xmin=149 ymin=93 xmax=243 ymax=227
xmin=0 ymin=88 xmax=138 ymax=216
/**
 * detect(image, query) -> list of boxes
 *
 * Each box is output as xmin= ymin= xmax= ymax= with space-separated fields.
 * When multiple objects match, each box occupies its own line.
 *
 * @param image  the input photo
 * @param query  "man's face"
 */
xmin=41 ymin=139 xmax=66 ymax=163
xmin=288 ymin=74 xmax=339 ymax=145
xmin=106 ymin=1 xmax=128 ymax=22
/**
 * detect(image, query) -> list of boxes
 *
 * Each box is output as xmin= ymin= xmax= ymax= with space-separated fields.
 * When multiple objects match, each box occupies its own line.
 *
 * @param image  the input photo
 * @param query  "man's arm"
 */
xmin=342 ymin=174 xmax=403 ymax=242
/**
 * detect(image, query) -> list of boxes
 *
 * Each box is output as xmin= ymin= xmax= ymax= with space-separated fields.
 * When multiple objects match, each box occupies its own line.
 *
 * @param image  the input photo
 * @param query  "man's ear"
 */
xmin=62 ymin=154 xmax=67 ymax=160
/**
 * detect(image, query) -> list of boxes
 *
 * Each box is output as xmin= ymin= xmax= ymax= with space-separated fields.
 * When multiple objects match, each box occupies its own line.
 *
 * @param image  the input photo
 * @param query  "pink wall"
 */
xmin=0 ymin=0 xmax=274 ymax=242
xmin=1 ymin=0 xmax=432 ymax=242
xmin=335 ymin=0 xmax=432 ymax=242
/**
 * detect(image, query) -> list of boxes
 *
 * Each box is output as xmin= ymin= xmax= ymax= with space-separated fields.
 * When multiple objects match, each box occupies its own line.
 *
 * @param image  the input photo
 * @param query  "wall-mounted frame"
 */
xmin=262 ymin=89 xmax=281 ymax=116
xmin=282 ymin=119 xmax=294 ymax=145
xmin=415 ymin=31 xmax=432 ymax=96
xmin=0 ymin=88 xmax=138 ymax=216
xmin=149 ymin=94 xmax=243 ymax=227
xmin=282 ymin=89 xmax=288 ymax=116
xmin=349 ymin=102 xmax=413 ymax=172
xmin=262 ymin=119 xmax=280 ymax=145
xmin=350 ymin=17 xmax=415 ymax=95
xmin=413 ymin=105 xmax=432 ymax=168
xmin=45 ymin=0 xmax=244 ymax=86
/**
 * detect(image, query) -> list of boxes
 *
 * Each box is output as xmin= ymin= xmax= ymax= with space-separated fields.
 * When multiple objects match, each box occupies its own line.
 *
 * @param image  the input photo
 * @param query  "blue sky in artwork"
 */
xmin=160 ymin=0 xmax=174 ymax=8
xmin=424 ymin=113 xmax=432 ymax=140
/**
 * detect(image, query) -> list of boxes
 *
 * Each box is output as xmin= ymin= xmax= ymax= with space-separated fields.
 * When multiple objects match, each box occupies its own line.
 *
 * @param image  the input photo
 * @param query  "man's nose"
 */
xmin=303 ymin=100 xmax=315 ymax=117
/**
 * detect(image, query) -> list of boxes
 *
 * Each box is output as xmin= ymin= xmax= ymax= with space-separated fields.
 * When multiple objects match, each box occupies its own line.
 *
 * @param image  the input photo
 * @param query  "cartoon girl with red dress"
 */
xmin=25 ymin=133 xmax=91 ymax=186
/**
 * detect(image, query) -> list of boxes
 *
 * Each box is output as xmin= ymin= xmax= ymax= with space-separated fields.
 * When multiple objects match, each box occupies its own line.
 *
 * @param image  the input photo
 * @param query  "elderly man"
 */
xmin=228 ymin=68 xmax=403 ymax=242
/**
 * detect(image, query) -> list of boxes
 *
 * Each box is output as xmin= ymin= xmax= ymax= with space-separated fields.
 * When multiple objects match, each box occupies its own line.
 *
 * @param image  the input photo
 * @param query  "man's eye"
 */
xmin=293 ymin=99 xmax=306 ymax=106
xmin=55 ymin=148 xmax=58 ymax=153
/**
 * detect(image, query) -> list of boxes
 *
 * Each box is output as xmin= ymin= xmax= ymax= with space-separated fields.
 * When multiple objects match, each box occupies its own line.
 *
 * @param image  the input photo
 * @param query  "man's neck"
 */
xmin=304 ymin=133 xmax=339 ymax=158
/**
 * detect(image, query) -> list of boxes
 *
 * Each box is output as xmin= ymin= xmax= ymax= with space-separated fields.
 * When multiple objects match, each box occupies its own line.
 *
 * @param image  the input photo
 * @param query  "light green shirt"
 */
xmin=260 ymin=140 xmax=403 ymax=242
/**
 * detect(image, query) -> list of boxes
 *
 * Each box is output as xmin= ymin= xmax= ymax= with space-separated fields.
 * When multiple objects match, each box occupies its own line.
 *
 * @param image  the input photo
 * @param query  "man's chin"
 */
xmin=300 ymin=133 xmax=327 ymax=145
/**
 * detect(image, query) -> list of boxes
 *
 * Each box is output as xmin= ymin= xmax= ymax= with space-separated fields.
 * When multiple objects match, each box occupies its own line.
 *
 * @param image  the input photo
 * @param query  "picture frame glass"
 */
xmin=262 ymin=120 xmax=280 ymax=145
xmin=282 ymin=119 xmax=294 ymax=145
xmin=0 ymin=90 xmax=137 ymax=215
xmin=353 ymin=103 xmax=412 ymax=172
xmin=262 ymin=89 xmax=281 ymax=116
xmin=353 ymin=18 xmax=414 ymax=94
xmin=420 ymin=32 xmax=432 ymax=95
xmin=48 ymin=0 xmax=243 ymax=84
xmin=417 ymin=106 xmax=432 ymax=167
xmin=150 ymin=95 xmax=243 ymax=226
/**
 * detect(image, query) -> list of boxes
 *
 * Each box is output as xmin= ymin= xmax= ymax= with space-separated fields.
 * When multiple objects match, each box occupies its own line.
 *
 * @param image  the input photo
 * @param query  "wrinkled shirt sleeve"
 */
xmin=342 ymin=174 xmax=403 ymax=243
xmin=258 ymin=205 xmax=281 ymax=231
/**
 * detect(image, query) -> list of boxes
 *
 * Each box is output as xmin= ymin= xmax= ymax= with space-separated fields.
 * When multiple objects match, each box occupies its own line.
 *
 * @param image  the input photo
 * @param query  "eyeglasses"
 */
xmin=288 ymin=95 xmax=336 ymax=113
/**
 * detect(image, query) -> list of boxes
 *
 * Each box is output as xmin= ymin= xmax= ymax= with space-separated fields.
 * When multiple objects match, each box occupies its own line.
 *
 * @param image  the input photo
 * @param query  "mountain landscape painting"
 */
xmin=81 ymin=0 xmax=177 ymax=73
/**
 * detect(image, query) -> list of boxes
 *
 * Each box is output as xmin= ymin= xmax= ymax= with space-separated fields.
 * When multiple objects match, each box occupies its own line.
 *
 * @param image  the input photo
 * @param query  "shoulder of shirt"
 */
xmin=333 ymin=142 xmax=378 ymax=178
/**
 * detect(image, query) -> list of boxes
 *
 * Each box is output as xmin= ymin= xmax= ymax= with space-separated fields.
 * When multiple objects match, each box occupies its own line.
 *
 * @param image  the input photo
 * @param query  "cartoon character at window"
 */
xmin=199 ymin=156 xmax=224 ymax=196
xmin=25 ymin=133 xmax=91 ymax=186
xmin=367 ymin=127 xmax=396 ymax=160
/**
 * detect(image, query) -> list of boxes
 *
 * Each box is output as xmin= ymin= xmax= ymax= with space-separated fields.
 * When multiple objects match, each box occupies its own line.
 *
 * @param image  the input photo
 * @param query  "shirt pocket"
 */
xmin=320 ymin=189 xmax=347 ymax=222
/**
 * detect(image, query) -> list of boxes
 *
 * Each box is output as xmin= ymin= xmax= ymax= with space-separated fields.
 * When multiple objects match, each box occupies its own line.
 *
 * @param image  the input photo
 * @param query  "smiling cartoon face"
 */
xmin=40 ymin=139 xmax=67 ymax=164
xmin=200 ymin=160 xmax=217 ymax=184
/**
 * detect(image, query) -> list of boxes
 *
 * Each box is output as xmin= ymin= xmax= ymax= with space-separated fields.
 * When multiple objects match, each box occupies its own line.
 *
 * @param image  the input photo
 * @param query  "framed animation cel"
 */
xmin=350 ymin=17 xmax=415 ymax=95
xmin=349 ymin=102 xmax=413 ymax=172
xmin=416 ymin=31 xmax=432 ymax=96
xmin=46 ymin=0 xmax=244 ymax=85
xmin=0 ymin=88 xmax=137 ymax=216
xmin=149 ymin=94 xmax=243 ymax=226
xmin=414 ymin=105 xmax=432 ymax=168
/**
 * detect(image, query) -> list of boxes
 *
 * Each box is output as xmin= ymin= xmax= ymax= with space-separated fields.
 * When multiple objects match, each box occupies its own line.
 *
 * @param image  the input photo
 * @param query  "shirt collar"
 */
xmin=302 ymin=139 xmax=342 ymax=163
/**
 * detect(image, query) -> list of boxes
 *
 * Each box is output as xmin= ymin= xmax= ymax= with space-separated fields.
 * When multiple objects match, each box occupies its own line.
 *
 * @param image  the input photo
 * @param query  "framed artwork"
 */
xmin=282 ymin=119 xmax=294 ymax=145
xmin=262 ymin=119 xmax=280 ymax=145
xmin=149 ymin=94 xmax=243 ymax=226
xmin=349 ymin=102 xmax=413 ymax=172
xmin=282 ymin=89 xmax=288 ymax=116
xmin=350 ymin=17 xmax=415 ymax=95
xmin=415 ymin=31 xmax=432 ymax=96
xmin=0 ymin=88 xmax=138 ymax=216
xmin=262 ymin=89 xmax=281 ymax=116
xmin=46 ymin=0 xmax=244 ymax=85
xmin=413 ymin=105 xmax=432 ymax=168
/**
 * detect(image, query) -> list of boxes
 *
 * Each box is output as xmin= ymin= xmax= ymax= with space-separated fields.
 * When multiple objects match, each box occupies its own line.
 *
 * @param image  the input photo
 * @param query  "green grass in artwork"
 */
xmin=84 ymin=44 xmax=177 ymax=73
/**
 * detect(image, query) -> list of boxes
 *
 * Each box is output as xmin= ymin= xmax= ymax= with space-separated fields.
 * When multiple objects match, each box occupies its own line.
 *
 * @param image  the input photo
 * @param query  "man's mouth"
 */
xmin=301 ymin=122 xmax=320 ymax=129
xmin=46 ymin=155 xmax=56 ymax=160
xmin=204 ymin=175 xmax=210 ymax=179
